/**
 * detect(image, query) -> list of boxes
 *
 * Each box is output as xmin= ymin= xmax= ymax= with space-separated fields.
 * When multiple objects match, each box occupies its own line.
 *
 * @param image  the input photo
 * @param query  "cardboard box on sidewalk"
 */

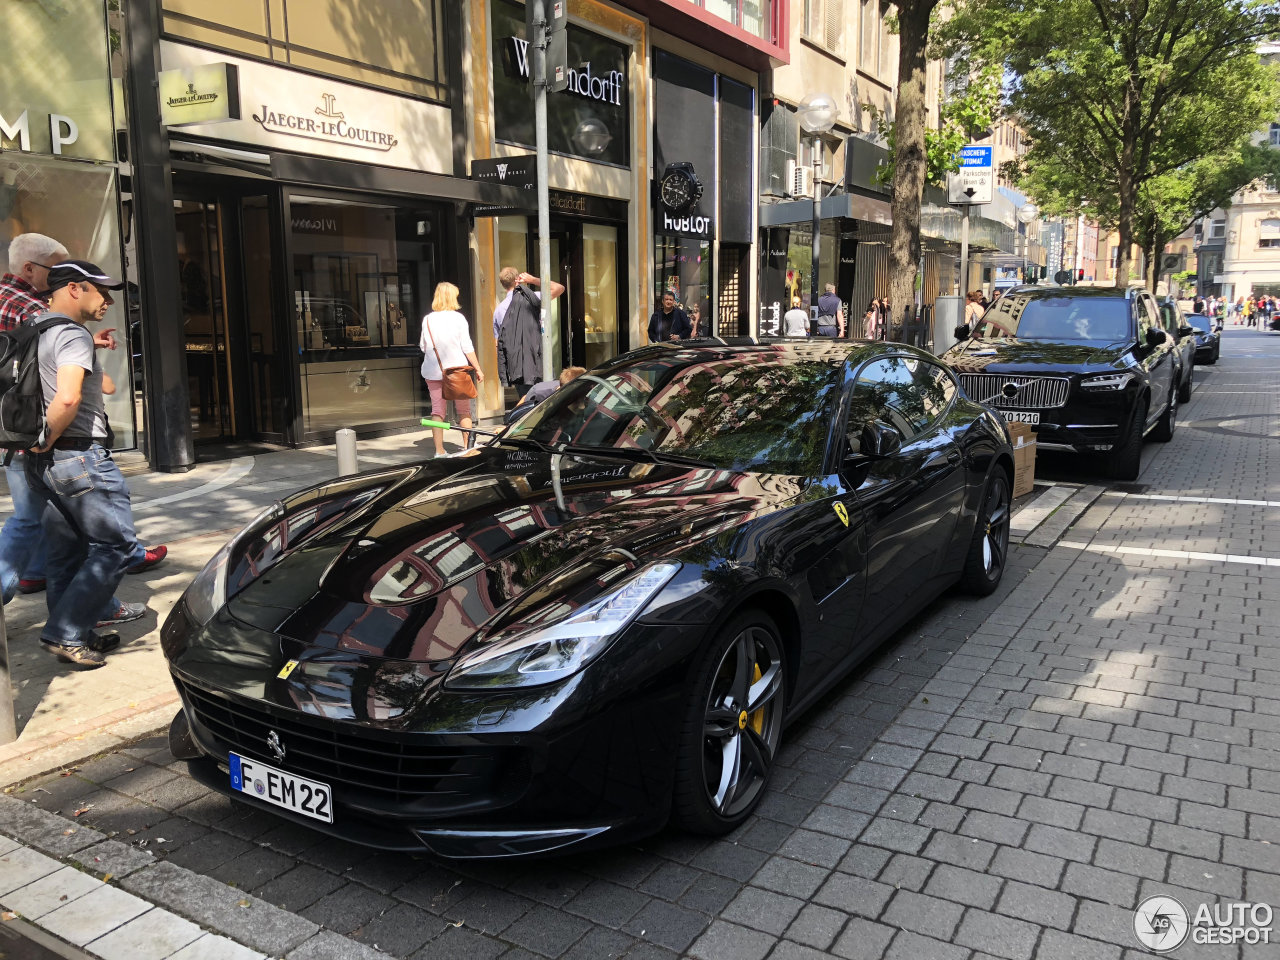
xmin=1008 ymin=422 xmax=1037 ymax=498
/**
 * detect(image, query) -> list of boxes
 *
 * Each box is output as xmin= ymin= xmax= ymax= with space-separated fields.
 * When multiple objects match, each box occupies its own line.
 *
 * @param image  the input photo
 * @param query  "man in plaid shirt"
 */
xmin=0 ymin=234 xmax=167 ymax=621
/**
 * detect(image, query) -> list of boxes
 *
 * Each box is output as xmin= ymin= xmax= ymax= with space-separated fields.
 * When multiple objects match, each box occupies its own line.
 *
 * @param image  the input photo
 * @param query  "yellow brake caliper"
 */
xmin=749 ymin=663 xmax=765 ymax=734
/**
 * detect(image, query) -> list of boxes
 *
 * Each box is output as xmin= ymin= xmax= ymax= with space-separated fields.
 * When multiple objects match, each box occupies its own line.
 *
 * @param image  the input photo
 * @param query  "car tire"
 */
xmin=672 ymin=609 xmax=786 ymax=836
xmin=1178 ymin=364 xmax=1193 ymax=404
xmin=1108 ymin=399 xmax=1147 ymax=481
xmin=1208 ymin=344 xmax=1219 ymax=364
xmin=959 ymin=469 xmax=1011 ymax=596
xmin=1152 ymin=387 xmax=1177 ymax=443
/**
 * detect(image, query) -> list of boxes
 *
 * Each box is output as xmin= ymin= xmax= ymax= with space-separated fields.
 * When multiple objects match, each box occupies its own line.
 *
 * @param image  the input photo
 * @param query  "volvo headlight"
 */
xmin=445 ymin=563 xmax=681 ymax=690
xmin=182 ymin=503 xmax=285 ymax=626
xmin=1079 ymin=373 xmax=1134 ymax=391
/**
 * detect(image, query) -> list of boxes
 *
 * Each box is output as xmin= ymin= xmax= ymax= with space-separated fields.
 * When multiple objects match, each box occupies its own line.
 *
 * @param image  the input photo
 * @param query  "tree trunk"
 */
xmin=1115 ymin=96 xmax=1136 ymax=286
xmin=888 ymin=0 xmax=935 ymax=338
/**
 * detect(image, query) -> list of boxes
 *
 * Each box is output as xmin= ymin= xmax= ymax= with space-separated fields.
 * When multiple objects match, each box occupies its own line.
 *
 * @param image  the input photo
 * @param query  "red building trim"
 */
xmin=616 ymin=0 xmax=789 ymax=70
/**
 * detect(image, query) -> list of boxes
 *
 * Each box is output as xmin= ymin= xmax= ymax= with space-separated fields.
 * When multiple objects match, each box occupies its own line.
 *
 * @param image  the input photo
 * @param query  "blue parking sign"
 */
xmin=960 ymin=146 xmax=993 ymax=168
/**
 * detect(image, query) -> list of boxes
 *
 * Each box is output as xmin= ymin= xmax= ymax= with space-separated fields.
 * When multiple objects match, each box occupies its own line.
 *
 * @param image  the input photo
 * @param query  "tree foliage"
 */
xmin=938 ymin=0 xmax=1280 ymax=285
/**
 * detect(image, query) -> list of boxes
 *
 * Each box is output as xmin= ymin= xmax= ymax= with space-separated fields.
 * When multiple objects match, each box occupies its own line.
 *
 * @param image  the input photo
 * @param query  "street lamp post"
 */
xmin=798 ymin=94 xmax=837 ymax=329
xmin=1016 ymin=202 xmax=1039 ymax=283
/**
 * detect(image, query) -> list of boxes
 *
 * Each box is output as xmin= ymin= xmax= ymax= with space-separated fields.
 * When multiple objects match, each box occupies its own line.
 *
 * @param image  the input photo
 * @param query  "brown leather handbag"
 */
xmin=424 ymin=317 xmax=477 ymax=400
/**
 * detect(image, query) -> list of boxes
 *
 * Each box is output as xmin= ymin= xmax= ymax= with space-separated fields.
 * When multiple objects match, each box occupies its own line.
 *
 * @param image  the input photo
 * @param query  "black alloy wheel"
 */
xmin=1108 ymin=398 xmax=1147 ymax=481
xmin=673 ymin=610 xmax=786 ymax=835
xmin=1208 ymin=343 xmax=1219 ymax=364
xmin=1152 ymin=387 xmax=1177 ymax=442
xmin=960 ymin=471 xmax=1011 ymax=596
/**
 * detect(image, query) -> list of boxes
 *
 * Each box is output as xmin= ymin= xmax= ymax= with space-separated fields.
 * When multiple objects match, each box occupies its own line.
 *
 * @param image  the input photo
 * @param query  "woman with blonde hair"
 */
xmin=419 ymin=281 xmax=485 ymax=457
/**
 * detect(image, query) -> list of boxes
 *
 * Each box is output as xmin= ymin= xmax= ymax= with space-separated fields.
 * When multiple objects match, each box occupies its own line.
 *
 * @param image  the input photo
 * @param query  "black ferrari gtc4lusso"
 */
xmin=162 ymin=339 xmax=1013 ymax=858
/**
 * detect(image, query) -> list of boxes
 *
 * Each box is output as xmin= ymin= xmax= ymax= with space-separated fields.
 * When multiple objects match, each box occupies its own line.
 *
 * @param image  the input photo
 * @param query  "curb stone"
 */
xmin=0 ymin=795 xmax=393 ymax=960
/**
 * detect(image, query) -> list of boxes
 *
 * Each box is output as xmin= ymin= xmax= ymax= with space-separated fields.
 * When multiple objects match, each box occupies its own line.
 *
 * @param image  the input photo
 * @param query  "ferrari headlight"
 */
xmin=182 ymin=502 xmax=285 ymax=626
xmin=1079 ymin=373 xmax=1135 ymax=391
xmin=445 ymin=563 xmax=681 ymax=690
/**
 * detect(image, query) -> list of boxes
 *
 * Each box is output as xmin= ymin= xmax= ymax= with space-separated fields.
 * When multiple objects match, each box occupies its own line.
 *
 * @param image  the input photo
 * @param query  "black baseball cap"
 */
xmin=46 ymin=260 xmax=125 ymax=293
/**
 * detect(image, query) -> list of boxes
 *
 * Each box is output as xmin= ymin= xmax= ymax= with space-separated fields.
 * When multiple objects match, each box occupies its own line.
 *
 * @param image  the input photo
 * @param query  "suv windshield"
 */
xmin=507 ymin=348 xmax=843 ymax=474
xmin=977 ymin=295 xmax=1131 ymax=342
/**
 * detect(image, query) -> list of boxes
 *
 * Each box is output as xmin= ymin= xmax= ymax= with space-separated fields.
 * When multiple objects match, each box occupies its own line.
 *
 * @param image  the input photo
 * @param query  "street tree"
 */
xmin=939 ymin=0 xmax=1280 ymax=285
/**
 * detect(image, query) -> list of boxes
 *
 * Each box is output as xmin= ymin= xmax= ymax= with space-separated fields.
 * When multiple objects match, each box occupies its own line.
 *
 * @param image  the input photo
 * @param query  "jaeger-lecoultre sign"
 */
xmin=253 ymin=93 xmax=399 ymax=151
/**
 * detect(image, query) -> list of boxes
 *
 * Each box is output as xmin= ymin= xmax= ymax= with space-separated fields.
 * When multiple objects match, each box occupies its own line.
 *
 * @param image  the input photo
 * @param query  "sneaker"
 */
xmin=86 ymin=632 xmax=121 ymax=653
xmin=41 ymin=641 xmax=106 ymax=668
xmin=96 ymin=601 xmax=146 ymax=627
xmin=16 ymin=578 xmax=46 ymax=594
xmin=126 ymin=545 xmax=168 ymax=575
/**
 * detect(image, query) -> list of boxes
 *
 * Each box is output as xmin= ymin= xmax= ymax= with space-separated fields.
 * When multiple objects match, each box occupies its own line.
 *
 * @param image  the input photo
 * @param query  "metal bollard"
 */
xmin=0 ymin=604 xmax=16 ymax=745
xmin=335 ymin=428 xmax=359 ymax=477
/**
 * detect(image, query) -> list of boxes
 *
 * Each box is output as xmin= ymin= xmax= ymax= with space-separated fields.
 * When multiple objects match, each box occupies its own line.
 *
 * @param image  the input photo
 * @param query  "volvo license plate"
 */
xmin=1003 ymin=411 xmax=1040 ymax=425
xmin=230 ymin=753 xmax=332 ymax=823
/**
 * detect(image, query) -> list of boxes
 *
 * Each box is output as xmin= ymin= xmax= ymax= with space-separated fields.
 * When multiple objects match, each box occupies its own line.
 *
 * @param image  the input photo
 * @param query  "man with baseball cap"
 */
xmin=24 ymin=260 xmax=142 ymax=666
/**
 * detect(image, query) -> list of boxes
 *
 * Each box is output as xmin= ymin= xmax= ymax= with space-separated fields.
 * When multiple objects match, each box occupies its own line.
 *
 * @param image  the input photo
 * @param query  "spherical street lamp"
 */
xmin=1017 ymin=202 xmax=1040 ymax=224
xmin=798 ymin=93 xmax=838 ymax=135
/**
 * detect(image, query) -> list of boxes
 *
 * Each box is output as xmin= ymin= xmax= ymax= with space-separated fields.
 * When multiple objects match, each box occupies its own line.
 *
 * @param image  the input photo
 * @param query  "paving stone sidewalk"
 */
xmin=3 ymin=328 xmax=1278 ymax=959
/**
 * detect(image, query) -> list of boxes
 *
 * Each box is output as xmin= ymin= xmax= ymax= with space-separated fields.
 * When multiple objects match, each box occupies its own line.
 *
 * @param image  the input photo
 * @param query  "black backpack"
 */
xmin=0 ymin=315 xmax=77 ymax=449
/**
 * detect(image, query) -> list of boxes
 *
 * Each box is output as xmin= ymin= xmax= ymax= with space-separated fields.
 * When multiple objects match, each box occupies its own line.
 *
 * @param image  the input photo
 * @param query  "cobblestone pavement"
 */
xmin=4 ymin=327 xmax=1279 ymax=960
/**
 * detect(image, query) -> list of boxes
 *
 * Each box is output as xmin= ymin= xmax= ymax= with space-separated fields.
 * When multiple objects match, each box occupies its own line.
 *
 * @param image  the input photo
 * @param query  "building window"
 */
xmin=1270 ymin=123 xmax=1280 ymax=146
xmin=693 ymin=1 xmax=777 ymax=43
xmin=1209 ymin=219 xmax=1226 ymax=240
xmin=803 ymin=0 xmax=844 ymax=54
xmin=160 ymin=0 xmax=450 ymax=102
xmin=859 ymin=0 xmax=881 ymax=75
xmin=1260 ymin=218 xmax=1280 ymax=246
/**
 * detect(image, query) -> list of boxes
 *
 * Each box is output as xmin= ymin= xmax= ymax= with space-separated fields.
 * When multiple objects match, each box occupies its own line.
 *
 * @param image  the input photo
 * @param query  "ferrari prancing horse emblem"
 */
xmin=833 ymin=502 xmax=849 ymax=527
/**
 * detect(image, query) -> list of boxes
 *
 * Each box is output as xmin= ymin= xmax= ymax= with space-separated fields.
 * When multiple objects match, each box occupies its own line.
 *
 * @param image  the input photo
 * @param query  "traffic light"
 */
xmin=1077 ymin=268 xmax=1085 ymax=283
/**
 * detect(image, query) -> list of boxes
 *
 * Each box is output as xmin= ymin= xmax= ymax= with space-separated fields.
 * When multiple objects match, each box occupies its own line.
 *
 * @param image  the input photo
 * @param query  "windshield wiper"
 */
xmin=558 ymin=444 xmax=716 ymax=469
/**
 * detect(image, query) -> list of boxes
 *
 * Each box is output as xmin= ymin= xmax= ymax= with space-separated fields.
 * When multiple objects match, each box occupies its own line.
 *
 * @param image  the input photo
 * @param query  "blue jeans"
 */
xmin=27 ymin=445 xmax=136 ymax=648
xmin=0 ymin=455 xmax=48 ymax=602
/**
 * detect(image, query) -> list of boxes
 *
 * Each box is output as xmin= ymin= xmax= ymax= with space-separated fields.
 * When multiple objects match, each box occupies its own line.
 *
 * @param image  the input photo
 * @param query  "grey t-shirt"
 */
xmin=37 ymin=313 xmax=107 ymax=440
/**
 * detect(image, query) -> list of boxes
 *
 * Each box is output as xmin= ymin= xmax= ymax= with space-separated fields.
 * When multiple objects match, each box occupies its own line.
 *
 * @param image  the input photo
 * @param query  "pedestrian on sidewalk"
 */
xmin=648 ymin=290 xmax=692 ymax=343
xmin=421 ymin=281 xmax=485 ymax=458
xmin=495 ymin=267 xmax=562 ymax=404
xmin=816 ymin=283 xmax=844 ymax=337
xmin=0 ymin=235 xmax=164 ymax=610
xmin=783 ymin=296 xmax=809 ymax=336
xmin=24 ymin=261 xmax=143 ymax=667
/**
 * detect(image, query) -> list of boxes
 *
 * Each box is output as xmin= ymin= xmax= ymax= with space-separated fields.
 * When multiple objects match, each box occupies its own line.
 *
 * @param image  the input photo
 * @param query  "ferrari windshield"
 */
xmin=506 ymin=347 xmax=844 ymax=473
xmin=976 ymin=295 xmax=1132 ymax=342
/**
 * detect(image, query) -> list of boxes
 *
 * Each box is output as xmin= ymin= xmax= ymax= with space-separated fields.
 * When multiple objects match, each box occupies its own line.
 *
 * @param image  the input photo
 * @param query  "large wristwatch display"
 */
xmin=659 ymin=163 xmax=703 ymax=212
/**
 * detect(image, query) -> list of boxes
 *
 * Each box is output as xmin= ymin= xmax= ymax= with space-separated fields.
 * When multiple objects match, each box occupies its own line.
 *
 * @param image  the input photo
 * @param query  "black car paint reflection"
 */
xmin=162 ymin=341 xmax=1013 ymax=857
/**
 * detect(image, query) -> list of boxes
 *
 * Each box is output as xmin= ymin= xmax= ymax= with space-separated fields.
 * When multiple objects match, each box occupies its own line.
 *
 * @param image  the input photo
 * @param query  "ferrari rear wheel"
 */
xmin=673 ymin=610 xmax=786 ymax=835
xmin=959 ymin=470 xmax=1011 ymax=596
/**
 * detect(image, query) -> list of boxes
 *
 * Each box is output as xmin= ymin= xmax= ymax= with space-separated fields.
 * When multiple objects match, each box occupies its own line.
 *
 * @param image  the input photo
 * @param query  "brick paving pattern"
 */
xmin=4 ymin=327 xmax=1279 ymax=958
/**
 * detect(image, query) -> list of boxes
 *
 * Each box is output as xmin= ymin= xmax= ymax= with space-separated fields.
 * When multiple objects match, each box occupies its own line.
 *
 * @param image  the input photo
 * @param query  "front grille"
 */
xmin=177 ymin=677 xmax=521 ymax=809
xmin=959 ymin=373 xmax=1070 ymax=409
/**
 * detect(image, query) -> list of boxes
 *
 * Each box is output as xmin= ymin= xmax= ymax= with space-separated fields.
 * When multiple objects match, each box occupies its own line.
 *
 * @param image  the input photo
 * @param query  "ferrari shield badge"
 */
xmin=276 ymin=659 xmax=299 ymax=679
xmin=833 ymin=502 xmax=849 ymax=527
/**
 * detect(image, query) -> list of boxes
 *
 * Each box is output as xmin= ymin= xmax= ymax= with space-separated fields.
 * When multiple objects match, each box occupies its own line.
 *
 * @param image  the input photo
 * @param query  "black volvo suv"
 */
xmin=944 ymin=286 xmax=1178 ymax=481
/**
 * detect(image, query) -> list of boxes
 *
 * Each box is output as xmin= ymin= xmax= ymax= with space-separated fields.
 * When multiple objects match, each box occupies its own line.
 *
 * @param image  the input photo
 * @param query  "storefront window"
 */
xmin=290 ymin=195 xmax=446 ymax=436
xmin=654 ymin=236 xmax=710 ymax=336
xmin=582 ymin=224 xmax=618 ymax=369
xmin=490 ymin=0 xmax=631 ymax=166
xmin=160 ymin=0 xmax=449 ymax=102
xmin=784 ymin=220 xmax=838 ymax=315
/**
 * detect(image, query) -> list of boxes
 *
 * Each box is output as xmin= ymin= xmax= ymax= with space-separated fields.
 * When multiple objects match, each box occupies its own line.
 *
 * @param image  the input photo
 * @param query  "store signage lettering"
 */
xmin=662 ymin=210 xmax=712 ymax=238
xmin=253 ymin=93 xmax=399 ymax=151
xmin=292 ymin=217 xmax=339 ymax=233
xmin=507 ymin=37 xmax=624 ymax=106
xmin=0 ymin=109 xmax=79 ymax=155
xmin=158 ymin=63 xmax=240 ymax=126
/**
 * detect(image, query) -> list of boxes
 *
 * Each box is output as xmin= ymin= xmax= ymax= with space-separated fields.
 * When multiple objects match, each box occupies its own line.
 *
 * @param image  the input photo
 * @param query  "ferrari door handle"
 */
xmin=947 ymin=450 xmax=962 ymax=465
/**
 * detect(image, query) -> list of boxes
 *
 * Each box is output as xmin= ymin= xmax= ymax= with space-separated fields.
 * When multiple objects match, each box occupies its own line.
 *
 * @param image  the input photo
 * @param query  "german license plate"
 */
xmin=1003 ymin=411 xmax=1040 ymax=425
xmin=230 ymin=753 xmax=332 ymax=823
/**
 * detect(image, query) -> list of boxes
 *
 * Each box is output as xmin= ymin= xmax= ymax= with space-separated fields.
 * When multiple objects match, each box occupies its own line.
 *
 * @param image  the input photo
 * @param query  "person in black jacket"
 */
xmin=648 ymin=290 xmax=692 ymax=342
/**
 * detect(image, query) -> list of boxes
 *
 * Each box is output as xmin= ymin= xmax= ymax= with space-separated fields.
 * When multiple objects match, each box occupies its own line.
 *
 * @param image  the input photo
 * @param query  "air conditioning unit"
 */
xmin=787 ymin=159 xmax=814 ymax=198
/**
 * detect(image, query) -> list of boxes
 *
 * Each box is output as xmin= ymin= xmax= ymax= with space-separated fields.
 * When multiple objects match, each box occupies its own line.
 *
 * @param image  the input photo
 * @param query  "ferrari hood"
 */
xmin=218 ymin=445 xmax=798 ymax=664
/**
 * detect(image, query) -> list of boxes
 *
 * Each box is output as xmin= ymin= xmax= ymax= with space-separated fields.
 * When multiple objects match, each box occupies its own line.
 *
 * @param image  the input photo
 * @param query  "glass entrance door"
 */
xmin=174 ymin=199 xmax=232 ymax=441
xmin=172 ymin=184 xmax=290 ymax=445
